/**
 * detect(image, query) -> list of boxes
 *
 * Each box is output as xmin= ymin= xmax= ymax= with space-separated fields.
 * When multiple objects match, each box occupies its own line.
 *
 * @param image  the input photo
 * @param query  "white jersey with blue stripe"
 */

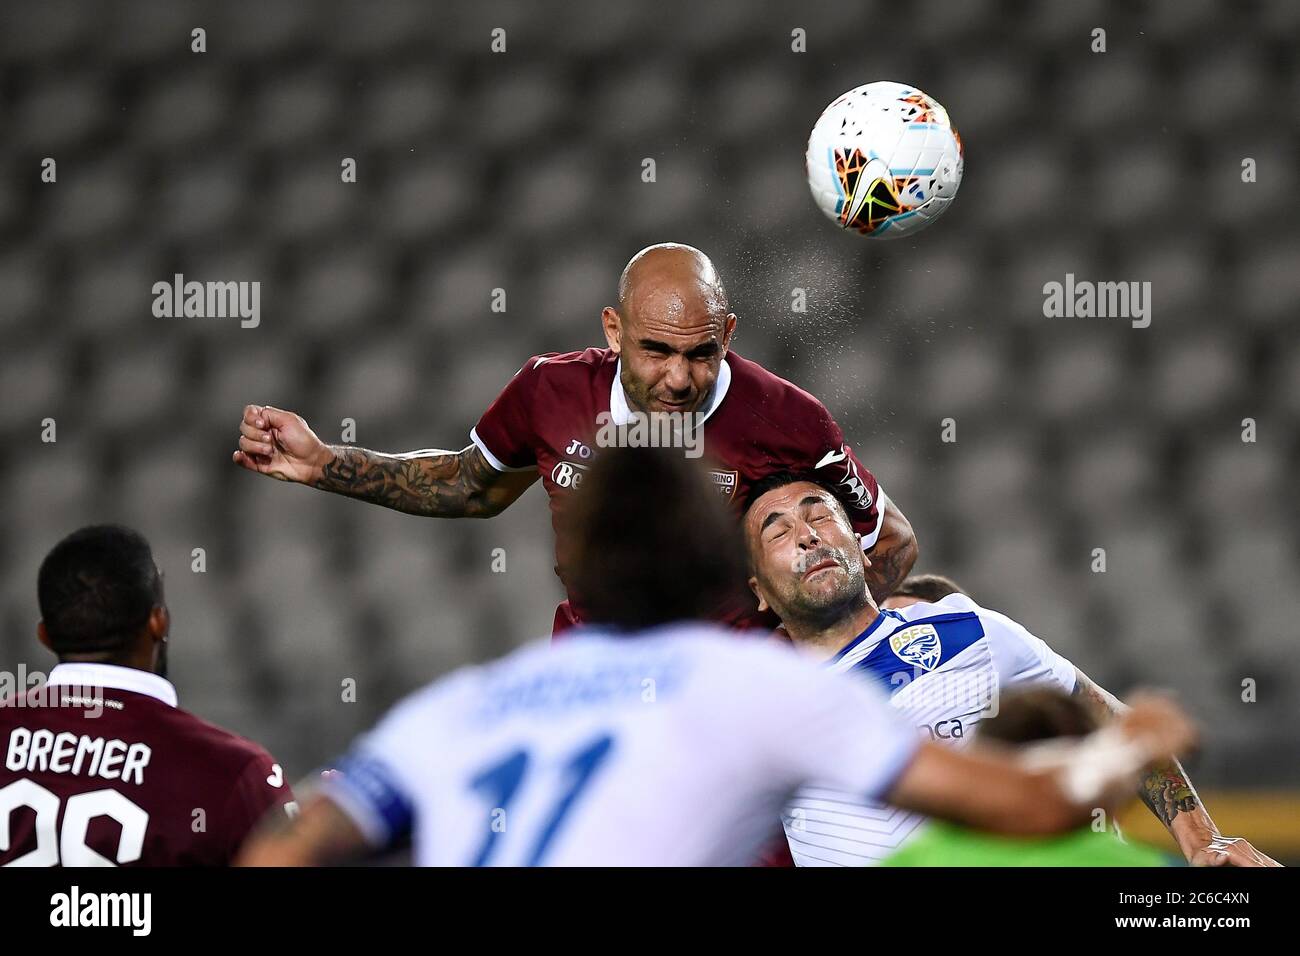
xmin=322 ymin=622 xmax=922 ymax=866
xmin=783 ymin=593 xmax=1077 ymax=867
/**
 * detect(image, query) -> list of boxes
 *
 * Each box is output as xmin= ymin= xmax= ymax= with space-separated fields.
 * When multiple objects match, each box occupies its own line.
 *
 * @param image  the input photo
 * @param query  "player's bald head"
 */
xmin=616 ymin=243 xmax=730 ymax=331
xmin=602 ymin=242 xmax=737 ymax=417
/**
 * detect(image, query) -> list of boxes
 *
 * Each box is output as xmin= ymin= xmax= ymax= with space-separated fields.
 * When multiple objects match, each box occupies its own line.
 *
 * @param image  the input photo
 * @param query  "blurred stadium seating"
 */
xmin=0 ymin=0 xmax=1296 ymax=852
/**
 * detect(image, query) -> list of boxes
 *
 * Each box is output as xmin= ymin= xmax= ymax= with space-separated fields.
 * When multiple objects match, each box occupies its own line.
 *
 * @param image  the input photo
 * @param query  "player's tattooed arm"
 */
xmin=1138 ymin=765 xmax=1199 ymax=827
xmin=1071 ymin=669 xmax=1204 ymax=829
xmin=315 ymin=444 xmax=538 ymax=519
xmin=1070 ymin=668 xmax=1279 ymax=866
xmin=864 ymin=501 xmax=918 ymax=600
xmin=234 ymin=405 xmax=537 ymax=518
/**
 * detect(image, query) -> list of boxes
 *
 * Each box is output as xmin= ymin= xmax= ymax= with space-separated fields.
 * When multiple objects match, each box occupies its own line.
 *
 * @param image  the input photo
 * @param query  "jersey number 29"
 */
xmin=0 ymin=780 xmax=148 ymax=867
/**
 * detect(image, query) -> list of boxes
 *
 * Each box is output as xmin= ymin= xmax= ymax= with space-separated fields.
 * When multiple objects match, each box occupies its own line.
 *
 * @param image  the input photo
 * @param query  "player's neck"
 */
xmin=786 ymin=595 xmax=880 ymax=663
xmin=58 ymin=648 xmax=156 ymax=674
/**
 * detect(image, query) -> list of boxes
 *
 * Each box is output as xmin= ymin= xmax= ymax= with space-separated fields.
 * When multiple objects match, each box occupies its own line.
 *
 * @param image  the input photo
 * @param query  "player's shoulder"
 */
xmin=891 ymin=592 xmax=1015 ymax=630
xmin=890 ymin=594 xmax=1039 ymax=649
xmin=161 ymin=704 xmax=281 ymax=774
xmin=891 ymin=592 xmax=982 ymax=622
xmin=519 ymin=347 xmax=616 ymax=383
xmin=548 ymin=621 xmax=813 ymax=686
xmin=499 ymin=624 xmax=766 ymax=680
xmin=726 ymin=351 xmax=834 ymax=422
xmin=886 ymin=593 xmax=1007 ymax=648
xmin=632 ymin=621 xmax=820 ymax=686
xmin=376 ymin=625 xmax=818 ymax=725
xmin=721 ymin=353 xmax=849 ymax=470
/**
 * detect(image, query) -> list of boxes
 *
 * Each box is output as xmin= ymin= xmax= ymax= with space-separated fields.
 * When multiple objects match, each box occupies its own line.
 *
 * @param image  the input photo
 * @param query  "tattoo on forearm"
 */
xmin=1072 ymin=672 xmax=1203 ymax=831
xmin=314 ymin=445 xmax=504 ymax=518
xmin=1139 ymin=764 xmax=1200 ymax=827
xmin=864 ymin=538 xmax=913 ymax=600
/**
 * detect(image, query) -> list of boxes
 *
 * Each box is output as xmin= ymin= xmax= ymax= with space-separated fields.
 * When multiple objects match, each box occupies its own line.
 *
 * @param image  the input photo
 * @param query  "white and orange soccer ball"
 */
xmin=805 ymin=81 xmax=964 ymax=239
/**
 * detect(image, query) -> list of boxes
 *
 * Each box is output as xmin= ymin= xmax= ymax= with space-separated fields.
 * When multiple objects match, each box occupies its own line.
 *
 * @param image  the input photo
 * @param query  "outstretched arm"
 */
xmin=233 ymin=404 xmax=537 ymax=518
xmin=888 ymin=692 xmax=1198 ymax=836
xmin=1072 ymin=668 xmax=1279 ymax=866
xmin=315 ymin=444 xmax=537 ymax=518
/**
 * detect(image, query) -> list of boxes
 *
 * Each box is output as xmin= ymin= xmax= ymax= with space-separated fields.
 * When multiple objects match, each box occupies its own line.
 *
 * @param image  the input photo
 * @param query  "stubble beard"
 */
xmin=778 ymin=561 xmax=871 ymax=634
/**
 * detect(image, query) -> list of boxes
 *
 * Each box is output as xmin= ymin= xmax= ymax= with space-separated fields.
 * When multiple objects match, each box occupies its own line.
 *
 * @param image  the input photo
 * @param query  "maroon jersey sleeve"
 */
xmin=470 ymin=355 xmax=552 ymax=472
xmin=218 ymin=750 xmax=296 ymax=862
xmin=797 ymin=401 xmax=886 ymax=551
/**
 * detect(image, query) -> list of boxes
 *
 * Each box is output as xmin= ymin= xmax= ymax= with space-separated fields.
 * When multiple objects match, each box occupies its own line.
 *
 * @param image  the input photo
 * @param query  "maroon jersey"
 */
xmin=471 ymin=348 xmax=885 ymax=632
xmin=0 ymin=663 xmax=293 ymax=866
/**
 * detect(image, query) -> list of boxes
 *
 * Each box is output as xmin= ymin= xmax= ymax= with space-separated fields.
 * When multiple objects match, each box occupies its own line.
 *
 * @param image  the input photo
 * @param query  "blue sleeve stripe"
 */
xmin=325 ymin=754 xmax=415 ymax=848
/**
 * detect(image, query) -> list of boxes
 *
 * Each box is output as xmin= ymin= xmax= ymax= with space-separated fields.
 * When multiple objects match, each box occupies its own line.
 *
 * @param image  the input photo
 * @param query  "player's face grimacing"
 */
xmin=617 ymin=311 xmax=727 ymax=415
xmin=744 ymin=482 xmax=871 ymax=627
xmin=602 ymin=246 xmax=737 ymax=416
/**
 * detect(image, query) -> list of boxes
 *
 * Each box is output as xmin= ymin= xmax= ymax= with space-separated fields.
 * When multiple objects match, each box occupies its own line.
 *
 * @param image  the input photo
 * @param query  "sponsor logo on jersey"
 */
xmin=920 ymin=717 xmax=966 ymax=740
xmin=563 ymin=438 xmax=595 ymax=460
xmin=813 ymin=445 xmax=873 ymax=511
xmin=709 ymin=470 xmax=738 ymax=499
xmin=889 ymin=624 xmax=942 ymax=672
xmin=550 ymin=460 xmax=588 ymax=489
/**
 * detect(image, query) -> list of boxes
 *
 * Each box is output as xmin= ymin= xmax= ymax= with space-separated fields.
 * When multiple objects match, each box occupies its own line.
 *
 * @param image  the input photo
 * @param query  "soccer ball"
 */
xmin=805 ymin=81 xmax=964 ymax=239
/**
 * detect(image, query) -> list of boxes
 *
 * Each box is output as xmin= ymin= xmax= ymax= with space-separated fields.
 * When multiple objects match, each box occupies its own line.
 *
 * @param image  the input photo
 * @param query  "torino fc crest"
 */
xmin=888 ymin=624 xmax=942 ymax=672
xmin=709 ymin=470 xmax=738 ymax=500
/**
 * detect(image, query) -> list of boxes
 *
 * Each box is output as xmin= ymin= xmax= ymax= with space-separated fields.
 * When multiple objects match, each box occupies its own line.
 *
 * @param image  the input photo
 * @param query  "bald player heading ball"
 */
xmin=233 ymin=242 xmax=917 ymax=633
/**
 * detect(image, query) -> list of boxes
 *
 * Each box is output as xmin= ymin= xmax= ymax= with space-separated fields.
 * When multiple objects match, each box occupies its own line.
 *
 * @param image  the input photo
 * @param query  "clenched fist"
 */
xmin=232 ymin=405 xmax=334 ymax=485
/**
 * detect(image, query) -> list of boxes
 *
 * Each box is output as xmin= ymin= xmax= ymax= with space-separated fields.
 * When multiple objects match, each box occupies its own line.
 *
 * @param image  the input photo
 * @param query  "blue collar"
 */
xmin=828 ymin=608 xmax=898 ymax=666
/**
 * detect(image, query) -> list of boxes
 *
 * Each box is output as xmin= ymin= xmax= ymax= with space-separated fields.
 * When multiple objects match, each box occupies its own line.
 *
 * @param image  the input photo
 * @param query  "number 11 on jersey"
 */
xmin=469 ymin=733 xmax=615 ymax=867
